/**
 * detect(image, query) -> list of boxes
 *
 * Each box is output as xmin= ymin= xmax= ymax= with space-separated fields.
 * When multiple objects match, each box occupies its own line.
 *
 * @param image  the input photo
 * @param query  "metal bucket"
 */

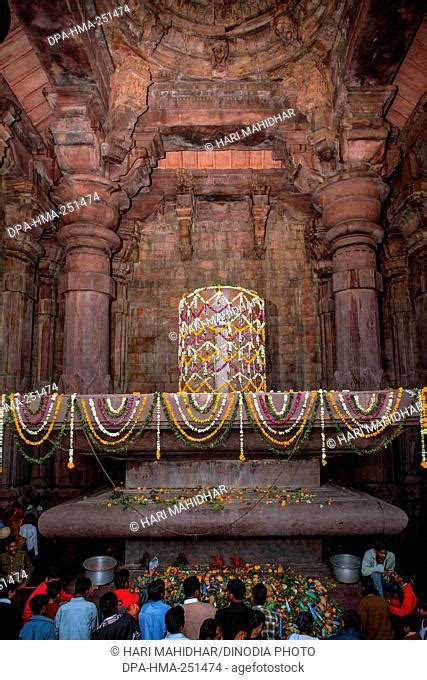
xmin=83 ymin=555 xmax=117 ymax=586
xmin=330 ymin=553 xmax=361 ymax=584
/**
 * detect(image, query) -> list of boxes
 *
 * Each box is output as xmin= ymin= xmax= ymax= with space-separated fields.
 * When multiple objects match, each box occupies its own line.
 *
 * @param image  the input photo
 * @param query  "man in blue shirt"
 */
xmin=54 ymin=576 xmax=98 ymax=639
xmin=19 ymin=594 xmax=55 ymax=640
xmin=138 ymin=579 xmax=170 ymax=640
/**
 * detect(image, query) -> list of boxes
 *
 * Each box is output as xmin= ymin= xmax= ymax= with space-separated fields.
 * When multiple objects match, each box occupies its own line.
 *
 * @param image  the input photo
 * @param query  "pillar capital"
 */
xmin=316 ymin=174 xmax=388 ymax=250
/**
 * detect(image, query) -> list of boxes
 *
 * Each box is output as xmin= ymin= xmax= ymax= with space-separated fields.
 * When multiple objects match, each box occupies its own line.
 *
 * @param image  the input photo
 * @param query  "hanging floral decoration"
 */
xmin=420 ymin=387 xmax=427 ymax=468
xmin=160 ymin=392 xmax=238 ymax=449
xmin=178 ymin=285 xmax=266 ymax=393
xmin=4 ymin=392 xmax=71 ymax=464
xmin=75 ymin=394 xmax=155 ymax=454
xmin=0 ymin=394 xmax=4 ymax=474
xmin=323 ymin=389 xmax=420 ymax=455
xmin=0 ymin=388 xmax=425 ymax=469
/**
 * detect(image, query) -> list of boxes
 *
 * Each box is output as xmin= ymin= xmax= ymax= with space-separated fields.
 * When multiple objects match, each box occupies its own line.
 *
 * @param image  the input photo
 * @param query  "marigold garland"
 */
xmin=420 ymin=387 xmax=427 ymax=468
xmin=323 ymin=391 xmax=419 ymax=455
xmin=162 ymin=392 xmax=236 ymax=443
xmin=11 ymin=393 xmax=63 ymax=446
xmin=1 ymin=388 xmax=425 ymax=469
xmin=160 ymin=391 xmax=239 ymax=449
xmin=8 ymin=397 xmax=71 ymax=464
xmin=327 ymin=388 xmax=403 ymax=438
xmin=80 ymin=396 xmax=148 ymax=446
xmin=245 ymin=391 xmax=317 ymax=446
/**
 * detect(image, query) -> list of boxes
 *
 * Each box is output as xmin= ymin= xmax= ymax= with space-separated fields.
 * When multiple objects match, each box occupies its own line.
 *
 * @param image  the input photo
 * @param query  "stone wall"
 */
xmin=127 ymin=196 xmax=319 ymax=392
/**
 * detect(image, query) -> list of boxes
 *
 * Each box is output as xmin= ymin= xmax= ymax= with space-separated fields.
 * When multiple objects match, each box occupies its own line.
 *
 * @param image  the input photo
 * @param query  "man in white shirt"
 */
xmin=361 ymin=541 xmax=395 ymax=597
xmin=19 ymin=513 xmax=38 ymax=559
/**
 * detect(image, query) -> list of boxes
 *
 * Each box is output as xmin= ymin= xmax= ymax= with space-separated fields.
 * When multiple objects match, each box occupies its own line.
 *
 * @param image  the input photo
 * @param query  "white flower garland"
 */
xmin=156 ymin=393 xmax=161 ymax=459
xmin=188 ymin=392 xmax=215 ymax=412
xmin=15 ymin=393 xmax=57 ymax=435
xmin=251 ymin=390 xmax=311 ymax=435
xmin=337 ymin=390 xmax=394 ymax=430
xmin=353 ymin=392 xmax=379 ymax=414
xmin=0 ymin=394 xmax=4 ymax=473
xmin=239 ymin=392 xmax=245 ymax=461
xmin=319 ymin=389 xmax=327 ymax=466
xmin=173 ymin=393 xmax=228 ymax=432
xmin=105 ymin=396 xmax=128 ymax=414
xmin=88 ymin=396 xmax=141 ymax=437
xmin=265 ymin=392 xmax=290 ymax=417
xmin=68 ymin=394 xmax=76 ymax=469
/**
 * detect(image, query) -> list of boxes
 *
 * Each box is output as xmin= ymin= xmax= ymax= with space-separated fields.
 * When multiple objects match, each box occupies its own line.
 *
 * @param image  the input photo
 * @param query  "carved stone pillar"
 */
xmin=111 ymin=220 xmax=138 ymax=393
xmin=382 ymin=234 xmax=416 ymax=386
xmin=2 ymin=199 xmax=44 ymax=390
xmin=305 ymin=220 xmax=335 ymax=386
xmin=1 ymin=200 xmax=44 ymax=489
xmin=47 ymin=87 xmax=129 ymax=392
xmin=317 ymin=175 xmax=386 ymax=388
xmin=401 ymin=201 xmax=427 ymax=382
xmin=36 ymin=239 xmax=63 ymax=383
xmin=314 ymin=88 xmax=394 ymax=389
xmin=54 ymin=175 xmax=125 ymax=393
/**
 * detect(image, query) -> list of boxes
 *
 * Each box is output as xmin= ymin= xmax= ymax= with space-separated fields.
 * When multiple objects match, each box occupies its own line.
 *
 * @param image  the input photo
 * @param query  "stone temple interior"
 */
xmin=0 ymin=0 xmax=426 ymax=578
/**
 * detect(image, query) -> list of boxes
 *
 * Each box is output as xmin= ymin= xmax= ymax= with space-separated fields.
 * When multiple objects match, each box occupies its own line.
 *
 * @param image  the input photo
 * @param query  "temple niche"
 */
xmin=0 ymin=0 xmax=426 ymax=580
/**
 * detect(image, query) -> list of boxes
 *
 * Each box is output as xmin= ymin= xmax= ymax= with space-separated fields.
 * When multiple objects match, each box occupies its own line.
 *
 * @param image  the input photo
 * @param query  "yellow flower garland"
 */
xmin=327 ymin=388 xmax=403 ymax=438
xmin=163 ymin=392 xmax=236 ymax=442
xmin=11 ymin=393 xmax=63 ymax=446
xmin=81 ymin=396 xmax=148 ymax=446
xmin=246 ymin=391 xmax=317 ymax=446
xmin=180 ymin=392 xmax=221 ymax=423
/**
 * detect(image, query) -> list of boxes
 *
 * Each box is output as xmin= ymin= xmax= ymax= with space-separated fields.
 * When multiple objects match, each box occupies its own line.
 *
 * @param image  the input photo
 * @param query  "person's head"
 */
xmin=5 ymin=536 xmax=18 ymax=556
xmin=1 ymin=580 xmax=20 ymax=600
xmin=45 ymin=566 xmax=60 ymax=584
xmin=99 ymin=591 xmax=119 ymax=619
xmin=418 ymin=603 xmax=427 ymax=621
xmin=114 ymin=568 xmax=130 ymax=590
xmin=165 ymin=605 xmax=185 ymax=634
xmin=22 ymin=512 xmax=33 ymax=525
xmin=147 ymin=579 xmax=165 ymax=602
xmin=29 ymin=594 xmax=48 ymax=617
xmin=252 ymin=583 xmax=267 ymax=606
xmin=46 ymin=582 xmax=62 ymax=602
xmin=341 ymin=609 xmax=361 ymax=631
xmin=403 ymin=614 xmax=419 ymax=636
xmin=199 ymin=618 xmax=223 ymax=640
xmin=74 ymin=576 xmax=92 ymax=597
xmin=296 ymin=610 xmax=313 ymax=634
xmin=183 ymin=575 xmax=200 ymax=599
xmin=247 ymin=609 xmax=265 ymax=639
xmin=391 ymin=573 xmax=409 ymax=587
xmin=227 ymin=578 xmax=246 ymax=603
xmin=374 ymin=540 xmax=387 ymax=563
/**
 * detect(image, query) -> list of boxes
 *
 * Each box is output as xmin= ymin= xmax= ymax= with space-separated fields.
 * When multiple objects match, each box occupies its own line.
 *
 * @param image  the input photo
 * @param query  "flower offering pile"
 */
xmin=134 ymin=563 xmax=342 ymax=639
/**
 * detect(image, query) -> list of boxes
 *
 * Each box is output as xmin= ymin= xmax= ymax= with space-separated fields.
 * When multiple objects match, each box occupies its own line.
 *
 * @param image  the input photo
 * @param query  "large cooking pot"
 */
xmin=83 ymin=555 xmax=117 ymax=586
xmin=330 ymin=553 xmax=361 ymax=584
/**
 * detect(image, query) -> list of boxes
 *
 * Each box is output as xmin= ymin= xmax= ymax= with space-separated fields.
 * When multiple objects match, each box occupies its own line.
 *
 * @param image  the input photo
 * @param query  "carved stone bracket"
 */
xmin=250 ymin=186 xmax=270 ymax=259
xmin=176 ymin=188 xmax=195 ymax=262
xmin=102 ymin=57 xmax=153 ymax=168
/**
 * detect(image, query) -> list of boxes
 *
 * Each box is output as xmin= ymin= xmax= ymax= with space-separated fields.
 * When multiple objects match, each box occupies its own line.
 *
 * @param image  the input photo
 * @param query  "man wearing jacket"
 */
xmin=387 ymin=574 xmax=417 ymax=617
xmin=361 ymin=541 xmax=395 ymax=597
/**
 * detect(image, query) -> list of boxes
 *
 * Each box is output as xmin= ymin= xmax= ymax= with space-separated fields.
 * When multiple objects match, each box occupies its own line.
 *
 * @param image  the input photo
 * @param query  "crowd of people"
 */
xmin=1 ymin=502 xmax=426 ymax=641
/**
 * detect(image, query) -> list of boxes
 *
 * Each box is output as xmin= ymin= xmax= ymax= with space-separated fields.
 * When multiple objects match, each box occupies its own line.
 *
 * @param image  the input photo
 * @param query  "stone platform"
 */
xmin=38 ymin=459 xmax=408 ymax=566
